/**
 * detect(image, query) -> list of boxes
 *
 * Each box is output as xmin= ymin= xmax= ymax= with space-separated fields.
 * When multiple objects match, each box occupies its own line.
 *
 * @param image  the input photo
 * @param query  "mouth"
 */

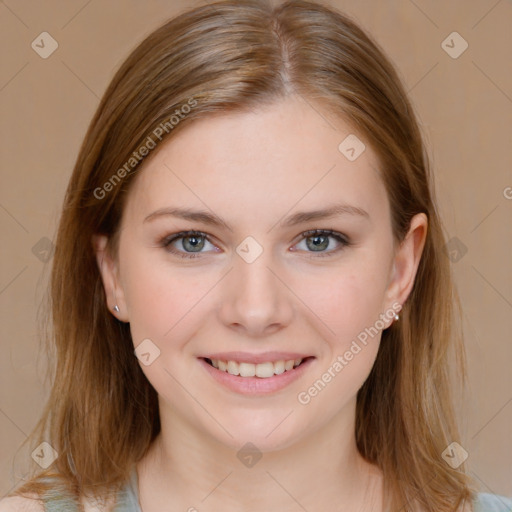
xmin=198 ymin=351 xmax=315 ymax=395
xmin=201 ymin=356 xmax=314 ymax=379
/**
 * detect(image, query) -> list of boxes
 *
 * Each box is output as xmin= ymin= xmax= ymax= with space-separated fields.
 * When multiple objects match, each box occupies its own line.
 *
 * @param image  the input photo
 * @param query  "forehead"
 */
xmin=123 ymin=96 xmax=389 ymax=229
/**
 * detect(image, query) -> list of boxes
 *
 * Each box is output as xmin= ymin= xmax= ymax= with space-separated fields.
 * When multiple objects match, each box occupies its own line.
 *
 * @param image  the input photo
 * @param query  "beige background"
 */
xmin=1 ymin=0 xmax=511 ymax=500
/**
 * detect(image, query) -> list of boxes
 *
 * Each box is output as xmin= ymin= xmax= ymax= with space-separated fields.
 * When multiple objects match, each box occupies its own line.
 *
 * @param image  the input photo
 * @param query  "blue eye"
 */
xmin=161 ymin=231 xmax=217 ymax=259
xmin=160 ymin=229 xmax=350 ymax=259
xmin=294 ymin=229 xmax=350 ymax=257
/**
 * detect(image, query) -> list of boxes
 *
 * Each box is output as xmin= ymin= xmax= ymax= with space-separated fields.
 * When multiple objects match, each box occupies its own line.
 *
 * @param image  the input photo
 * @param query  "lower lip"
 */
xmin=198 ymin=357 xmax=314 ymax=395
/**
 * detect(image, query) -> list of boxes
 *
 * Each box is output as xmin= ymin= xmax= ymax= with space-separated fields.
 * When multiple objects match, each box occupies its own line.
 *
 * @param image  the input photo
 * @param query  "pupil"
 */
xmin=308 ymin=235 xmax=328 ymax=251
xmin=184 ymin=235 xmax=204 ymax=252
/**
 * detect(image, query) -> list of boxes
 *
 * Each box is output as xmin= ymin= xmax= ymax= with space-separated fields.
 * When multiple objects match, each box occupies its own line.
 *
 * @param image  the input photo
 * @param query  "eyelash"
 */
xmin=160 ymin=229 xmax=351 ymax=260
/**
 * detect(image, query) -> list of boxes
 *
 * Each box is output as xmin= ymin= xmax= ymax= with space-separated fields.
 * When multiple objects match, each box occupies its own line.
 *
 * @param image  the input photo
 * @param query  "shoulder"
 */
xmin=0 ymin=493 xmax=117 ymax=512
xmin=472 ymin=492 xmax=512 ymax=512
xmin=0 ymin=495 xmax=44 ymax=512
xmin=0 ymin=472 xmax=133 ymax=512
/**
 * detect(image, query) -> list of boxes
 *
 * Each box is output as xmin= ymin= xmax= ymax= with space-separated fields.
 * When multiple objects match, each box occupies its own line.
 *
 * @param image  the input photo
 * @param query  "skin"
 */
xmin=93 ymin=94 xmax=427 ymax=512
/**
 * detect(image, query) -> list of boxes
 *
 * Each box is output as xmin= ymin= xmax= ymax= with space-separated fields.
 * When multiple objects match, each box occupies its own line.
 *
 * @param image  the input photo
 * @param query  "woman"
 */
xmin=1 ymin=0 xmax=510 ymax=510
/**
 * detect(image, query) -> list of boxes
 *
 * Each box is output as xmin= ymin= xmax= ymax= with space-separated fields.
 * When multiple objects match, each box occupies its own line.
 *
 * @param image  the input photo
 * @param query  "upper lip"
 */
xmin=200 ymin=352 xmax=313 ymax=364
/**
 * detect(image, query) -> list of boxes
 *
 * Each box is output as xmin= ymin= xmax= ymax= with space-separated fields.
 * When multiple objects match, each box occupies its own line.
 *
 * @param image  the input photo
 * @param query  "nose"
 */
xmin=217 ymin=248 xmax=294 ymax=337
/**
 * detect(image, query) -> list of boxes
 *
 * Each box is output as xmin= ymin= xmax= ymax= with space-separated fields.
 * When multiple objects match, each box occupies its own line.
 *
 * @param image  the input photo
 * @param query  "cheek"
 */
xmin=121 ymin=250 xmax=213 ymax=346
xmin=293 ymin=264 xmax=388 ymax=415
xmin=294 ymin=255 xmax=391 ymax=349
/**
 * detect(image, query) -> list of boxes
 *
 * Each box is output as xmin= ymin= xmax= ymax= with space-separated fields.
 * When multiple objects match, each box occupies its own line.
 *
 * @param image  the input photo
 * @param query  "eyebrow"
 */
xmin=143 ymin=203 xmax=369 ymax=230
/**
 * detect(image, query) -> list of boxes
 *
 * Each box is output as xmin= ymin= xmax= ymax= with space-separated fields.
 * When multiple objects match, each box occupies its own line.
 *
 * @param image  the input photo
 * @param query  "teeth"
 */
xmin=273 ymin=360 xmax=285 ymax=375
xmin=255 ymin=362 xmax=274 ymax=378
xmin=208 ymin=358 xmax=303 ymax=378
xmin=239 ymin=362 xmax=256 ymax=377
xmin=227 ymin=360 xmax=239 ymax=375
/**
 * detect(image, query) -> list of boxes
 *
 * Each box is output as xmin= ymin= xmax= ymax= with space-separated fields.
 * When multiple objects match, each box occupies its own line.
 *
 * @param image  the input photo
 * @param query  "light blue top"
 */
xmin=39 ymin=467 xmax=512 ymax=511
xmin=473 ymin=493 xmax=512 ymax=512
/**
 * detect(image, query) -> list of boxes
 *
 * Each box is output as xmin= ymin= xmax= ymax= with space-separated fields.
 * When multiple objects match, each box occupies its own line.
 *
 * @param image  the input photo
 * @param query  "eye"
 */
xmin=161 ymin=230 xmax=218 ymax=259
xmin=160 ymin=228 xmax=350 ymax=260
xmin=292 ymin=229 xmax=350 ymax=257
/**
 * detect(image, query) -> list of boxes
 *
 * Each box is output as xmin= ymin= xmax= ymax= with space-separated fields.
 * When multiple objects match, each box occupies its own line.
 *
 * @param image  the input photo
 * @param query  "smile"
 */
xmin=206 ymin=357 xmax=304 ymax=378
xmin=199 ymin=356 xmax=314 ymax=395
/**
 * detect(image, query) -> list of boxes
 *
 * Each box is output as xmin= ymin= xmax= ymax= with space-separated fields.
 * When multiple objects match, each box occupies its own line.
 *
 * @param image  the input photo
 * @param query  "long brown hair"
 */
xmin=9 ymin=0 xmax=476 ymax=509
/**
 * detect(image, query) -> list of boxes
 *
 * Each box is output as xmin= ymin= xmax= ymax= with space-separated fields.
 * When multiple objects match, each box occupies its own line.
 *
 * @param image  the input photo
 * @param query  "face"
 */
xmin=95 ymin=95 xmax=426 ymax=452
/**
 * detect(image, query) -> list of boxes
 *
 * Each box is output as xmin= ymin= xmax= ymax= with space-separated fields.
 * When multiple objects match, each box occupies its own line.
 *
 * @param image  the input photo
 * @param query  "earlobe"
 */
xmin=92 ymin=234 xmax=129 ymax=322
xmin=385 ymin=213 xmax=428 ymax=309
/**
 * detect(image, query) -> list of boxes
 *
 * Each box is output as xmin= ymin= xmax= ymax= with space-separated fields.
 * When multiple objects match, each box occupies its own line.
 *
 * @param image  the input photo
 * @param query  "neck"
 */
xmin=136 ymin=396 xmax=383 ymax=512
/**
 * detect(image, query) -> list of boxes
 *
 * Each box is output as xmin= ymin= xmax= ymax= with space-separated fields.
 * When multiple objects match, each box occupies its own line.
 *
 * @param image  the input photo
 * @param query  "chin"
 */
xmin=203 ymin=412 xmax=309 ymax=455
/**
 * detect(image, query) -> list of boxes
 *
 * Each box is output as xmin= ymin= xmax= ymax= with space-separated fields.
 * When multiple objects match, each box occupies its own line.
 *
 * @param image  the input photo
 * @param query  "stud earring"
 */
xmin=394 ymin=312 xmax=399 ymax=321
xmin=112 ymin=290 xmax=120 ymax=313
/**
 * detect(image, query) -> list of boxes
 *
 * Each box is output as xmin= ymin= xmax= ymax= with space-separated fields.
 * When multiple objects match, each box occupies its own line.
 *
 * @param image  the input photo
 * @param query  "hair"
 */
xmin=8 ymin=0 xmax=477 ymax=510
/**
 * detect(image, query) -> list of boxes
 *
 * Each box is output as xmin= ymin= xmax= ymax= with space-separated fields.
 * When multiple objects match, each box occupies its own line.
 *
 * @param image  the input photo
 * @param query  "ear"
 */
xmin=384 ymin=212 xmax=428 ymax=312
xmin=92 ymin=234 xmax=129 ymax=322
